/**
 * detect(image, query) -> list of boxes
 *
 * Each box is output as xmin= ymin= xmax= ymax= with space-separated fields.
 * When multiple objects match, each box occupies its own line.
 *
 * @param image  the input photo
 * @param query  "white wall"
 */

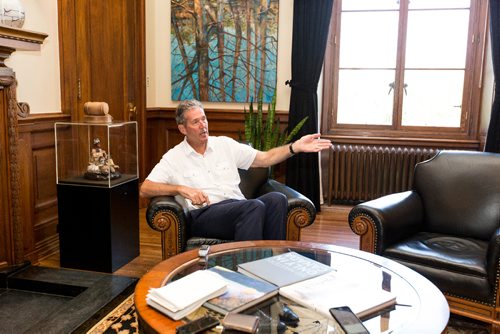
xmin=146 ymin=0 xmax=293 ymax=111
xmin=5 ymin=0 xmax=61 ymax=114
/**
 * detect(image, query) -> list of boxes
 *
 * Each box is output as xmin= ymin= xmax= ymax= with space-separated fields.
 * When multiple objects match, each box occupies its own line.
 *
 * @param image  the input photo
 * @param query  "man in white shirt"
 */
xmin=140 ymin=100 xmax=332 ymax=241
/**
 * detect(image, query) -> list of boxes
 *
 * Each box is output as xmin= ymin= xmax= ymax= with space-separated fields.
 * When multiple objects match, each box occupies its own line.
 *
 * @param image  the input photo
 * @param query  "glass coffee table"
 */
xmin=135 ymin=240 xmax=449 ymax=333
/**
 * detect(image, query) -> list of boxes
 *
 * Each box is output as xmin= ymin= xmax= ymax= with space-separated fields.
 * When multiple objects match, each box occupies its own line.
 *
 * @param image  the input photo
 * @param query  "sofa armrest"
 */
xmin=259 ymin=179 xmax=316 ymax=241
xmin=348 ymin=191 xmax=424 ymax=254
xmin=487 ymin=227 xmax=500 ymax=286
xmin=146 ymin=196 xmax=188 ymax=259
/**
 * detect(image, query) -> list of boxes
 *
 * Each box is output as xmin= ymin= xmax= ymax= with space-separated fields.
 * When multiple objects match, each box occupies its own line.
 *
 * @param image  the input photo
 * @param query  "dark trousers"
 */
xmin=188 ymin=192 xmax=288 ymax=241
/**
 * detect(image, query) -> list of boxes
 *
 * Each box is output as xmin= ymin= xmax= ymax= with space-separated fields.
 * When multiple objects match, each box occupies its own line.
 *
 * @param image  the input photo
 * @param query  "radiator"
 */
xmin=327 ymin=145 xmax=439 ymax=204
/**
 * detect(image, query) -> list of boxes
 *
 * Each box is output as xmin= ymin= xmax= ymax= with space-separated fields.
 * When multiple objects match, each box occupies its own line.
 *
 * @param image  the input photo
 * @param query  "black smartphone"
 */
xmin=329 ymin=306 xmax=370 ymax=334
xmin=176 ymin=315 xmax=220 ymax=334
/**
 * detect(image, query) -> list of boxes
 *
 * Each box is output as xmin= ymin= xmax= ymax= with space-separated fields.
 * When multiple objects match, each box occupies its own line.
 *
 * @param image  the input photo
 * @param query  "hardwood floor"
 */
xmin=39 ymin=205 xmax=358 ymax=278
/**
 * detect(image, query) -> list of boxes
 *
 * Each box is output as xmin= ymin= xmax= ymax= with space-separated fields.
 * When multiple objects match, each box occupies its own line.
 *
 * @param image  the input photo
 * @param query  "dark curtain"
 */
xmin=285 ymin=0 xmax=334 ymax=211
xmin=485 ymin=1 xmax=500 ymax=152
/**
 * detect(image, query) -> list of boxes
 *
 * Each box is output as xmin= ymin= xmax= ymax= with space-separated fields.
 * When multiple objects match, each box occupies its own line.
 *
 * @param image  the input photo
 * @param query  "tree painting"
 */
xmin=171 ymin=0 xmax=279 ymax=103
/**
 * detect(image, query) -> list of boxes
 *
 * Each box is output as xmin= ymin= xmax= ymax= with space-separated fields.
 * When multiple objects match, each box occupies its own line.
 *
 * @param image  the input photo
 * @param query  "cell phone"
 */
xmin=175 ymin=315 xmax=220 ymax=334
xmin=221 ymin=313 xmax=260 ymax=333
xmin=329 ymin=306 xmax=369 ymax=334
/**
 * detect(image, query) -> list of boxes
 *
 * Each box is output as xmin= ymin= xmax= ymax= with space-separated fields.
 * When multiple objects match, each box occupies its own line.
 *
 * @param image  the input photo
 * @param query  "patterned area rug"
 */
xmin=87 ymin=294 xmax=138 ymax=334
xmin=87 ymin=294 xmax=490 ymax=334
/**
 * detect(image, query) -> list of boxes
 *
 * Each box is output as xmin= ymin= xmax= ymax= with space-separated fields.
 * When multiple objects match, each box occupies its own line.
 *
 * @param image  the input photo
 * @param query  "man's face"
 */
xmin=178 ymin=107 xmax=209 ymax=146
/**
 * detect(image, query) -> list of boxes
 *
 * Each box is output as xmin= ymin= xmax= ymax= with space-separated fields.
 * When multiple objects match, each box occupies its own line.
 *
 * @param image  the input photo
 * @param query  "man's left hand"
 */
xmin=293 ymin=133 xmax=332 ymax=153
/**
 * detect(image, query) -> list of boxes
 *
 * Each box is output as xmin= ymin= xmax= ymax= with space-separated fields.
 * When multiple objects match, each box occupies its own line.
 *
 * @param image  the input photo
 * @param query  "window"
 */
xmin=322 ymin=0 xmax=488 ymax=144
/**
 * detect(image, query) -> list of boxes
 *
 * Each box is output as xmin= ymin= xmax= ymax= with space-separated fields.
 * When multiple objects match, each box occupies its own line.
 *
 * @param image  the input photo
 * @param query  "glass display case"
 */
xmin=54 ymin=121 xmax=138 ymax=187
xmin=54 ymin=121 xmax=139 ymax=272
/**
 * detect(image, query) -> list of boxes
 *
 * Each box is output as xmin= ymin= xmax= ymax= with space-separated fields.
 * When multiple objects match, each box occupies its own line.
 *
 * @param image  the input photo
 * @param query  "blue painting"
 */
xmin=171 ymin=0 xmax=279 ymax=103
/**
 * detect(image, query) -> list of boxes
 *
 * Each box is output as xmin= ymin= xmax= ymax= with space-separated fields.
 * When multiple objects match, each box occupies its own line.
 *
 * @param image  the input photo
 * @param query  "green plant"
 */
xmin=241 ymin=90 xmax=308 ymax=151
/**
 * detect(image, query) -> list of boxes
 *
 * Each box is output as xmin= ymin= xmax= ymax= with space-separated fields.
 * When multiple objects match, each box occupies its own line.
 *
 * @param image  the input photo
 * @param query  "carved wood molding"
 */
xmin=4 ymin=76 xmax=23 ymax=263
xmin=17 ymin=102 xmax=29 ymax=118
xmin=0 ymin=26 xmax=47 ymax=51
xmin=0 ymin=27 xmax=47 ymax=265
xmin=0 ymin=63 xmax=30 ymax=266
xmin=0 ymin=27 xmax=46 ymax=68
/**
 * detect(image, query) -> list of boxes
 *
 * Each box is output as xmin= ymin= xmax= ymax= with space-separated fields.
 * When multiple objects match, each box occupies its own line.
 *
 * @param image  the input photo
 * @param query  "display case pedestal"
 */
xmin=57 ymin=178 xmax=139 ymax=273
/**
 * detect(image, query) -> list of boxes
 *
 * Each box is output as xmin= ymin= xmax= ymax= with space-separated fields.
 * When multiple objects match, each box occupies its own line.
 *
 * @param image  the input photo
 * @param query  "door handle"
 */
xmin=128 ymin=102 xmax=137 ymax=121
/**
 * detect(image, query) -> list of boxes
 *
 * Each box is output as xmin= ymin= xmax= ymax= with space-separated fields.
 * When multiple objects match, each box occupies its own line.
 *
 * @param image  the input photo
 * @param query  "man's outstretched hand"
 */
xmin=293 ymin=133 xmax=332 ymax=153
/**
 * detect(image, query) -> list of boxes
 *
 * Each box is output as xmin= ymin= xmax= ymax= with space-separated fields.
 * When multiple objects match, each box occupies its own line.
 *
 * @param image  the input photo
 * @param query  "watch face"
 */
xmin=199 ymin=245 xmax=210 ymax=257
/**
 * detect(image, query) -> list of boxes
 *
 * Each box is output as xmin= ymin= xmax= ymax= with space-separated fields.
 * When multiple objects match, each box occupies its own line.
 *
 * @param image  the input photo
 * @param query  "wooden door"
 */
xmin=58 ymin=0 xmax=146 ymax=176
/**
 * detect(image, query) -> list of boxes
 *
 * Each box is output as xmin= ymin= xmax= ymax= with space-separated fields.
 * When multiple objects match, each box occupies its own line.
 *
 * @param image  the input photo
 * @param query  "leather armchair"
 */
xmin=348 ymin=150 xmax=500 ymax=328
xmin=146 ymin=167 xmax=316 ymax=260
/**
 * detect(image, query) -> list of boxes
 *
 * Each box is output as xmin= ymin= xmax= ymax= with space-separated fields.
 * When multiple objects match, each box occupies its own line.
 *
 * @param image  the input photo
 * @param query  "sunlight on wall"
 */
xmin=5 ymin=0 xmax=61 ymax=114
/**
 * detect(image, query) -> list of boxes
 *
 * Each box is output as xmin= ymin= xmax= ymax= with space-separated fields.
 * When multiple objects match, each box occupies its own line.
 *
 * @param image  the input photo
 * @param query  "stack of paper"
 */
xmin=146 ymin=270 xmax=227 ymax=320
xmin=279 ymin=271 xmax=397 ymax=319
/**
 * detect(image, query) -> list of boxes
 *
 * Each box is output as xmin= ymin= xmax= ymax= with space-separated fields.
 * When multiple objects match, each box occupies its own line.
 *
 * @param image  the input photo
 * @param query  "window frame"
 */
xmin=321 ymin=0 xmax=489 ymax=149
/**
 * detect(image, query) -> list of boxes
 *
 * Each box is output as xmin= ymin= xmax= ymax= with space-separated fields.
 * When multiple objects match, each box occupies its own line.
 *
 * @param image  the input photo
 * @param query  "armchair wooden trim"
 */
xmin=349 ymin=212 xmax=378 ymax=254
xmin=146 ymin=196 xmax=186 ymax=259
xmin=260 ymin=179 xmax=316 ymax=241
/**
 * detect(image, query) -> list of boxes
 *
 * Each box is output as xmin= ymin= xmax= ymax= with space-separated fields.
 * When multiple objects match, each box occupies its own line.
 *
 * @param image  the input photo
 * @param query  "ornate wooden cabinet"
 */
xmin=0 ymin=27 xmax=47 ymax=267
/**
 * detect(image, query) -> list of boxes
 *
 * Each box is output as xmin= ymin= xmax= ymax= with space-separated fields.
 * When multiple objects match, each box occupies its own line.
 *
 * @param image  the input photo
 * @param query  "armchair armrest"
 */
xmin=259 ymin=179 xmax=316 ymax=241
xmin=487 ymin=227 xmax=500 ymax=286
xmin=146 ymin=196 xmax=188 ymax=259
xmin=348 ymin=191 xmax=424 ymax=254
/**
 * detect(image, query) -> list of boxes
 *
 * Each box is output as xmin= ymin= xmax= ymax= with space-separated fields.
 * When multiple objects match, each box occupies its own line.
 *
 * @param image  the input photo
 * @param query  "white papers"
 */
xmin=279 ymin=271 xmax=396 ymax=319
xmin=146 ymin=270 xmax=227 ymax=320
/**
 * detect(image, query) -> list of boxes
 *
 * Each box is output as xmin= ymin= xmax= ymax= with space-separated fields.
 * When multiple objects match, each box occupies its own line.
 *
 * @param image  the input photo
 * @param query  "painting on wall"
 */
xmin=171 ymin=0 xmax=279 ymax=103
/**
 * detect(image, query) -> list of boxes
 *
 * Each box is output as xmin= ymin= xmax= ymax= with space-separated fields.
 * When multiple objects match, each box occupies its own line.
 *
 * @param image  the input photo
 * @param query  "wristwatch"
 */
xmin=198 ymin=245 xmax=210 ymax=258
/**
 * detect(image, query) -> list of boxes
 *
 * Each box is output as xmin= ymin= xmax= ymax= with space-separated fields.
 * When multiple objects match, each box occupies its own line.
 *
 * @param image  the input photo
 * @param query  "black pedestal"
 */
xmin=57 ymin=178 xmax=139 ymax=273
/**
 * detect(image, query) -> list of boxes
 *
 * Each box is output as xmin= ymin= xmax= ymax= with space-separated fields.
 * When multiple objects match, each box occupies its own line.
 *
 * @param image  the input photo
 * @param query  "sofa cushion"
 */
xmin=383 ymin=232 xmax=492 ymax=303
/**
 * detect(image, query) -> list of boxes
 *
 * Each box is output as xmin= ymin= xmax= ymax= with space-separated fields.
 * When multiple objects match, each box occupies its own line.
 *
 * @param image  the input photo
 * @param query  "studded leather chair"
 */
xmin=146 ymin=167 xmax=316 ymax=260
xmin=348 ymin=150 xmax=500 ymax=328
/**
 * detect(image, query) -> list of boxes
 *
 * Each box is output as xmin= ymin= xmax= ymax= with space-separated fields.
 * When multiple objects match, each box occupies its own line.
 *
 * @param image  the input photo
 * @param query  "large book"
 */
xmin=146 ymin=270 xmax=227 ymax=320
xmin=203 ymin=266 xmax=279 ymax=314
xmin=237 ymin=251 xmax=333 ymax=287
xmin=279 ymin=271 xmax=397 ymax=319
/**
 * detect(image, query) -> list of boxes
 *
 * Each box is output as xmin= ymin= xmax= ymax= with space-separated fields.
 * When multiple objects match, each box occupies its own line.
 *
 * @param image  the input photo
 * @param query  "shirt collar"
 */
xmin=182 ymin=136 xmax=214 ymax=156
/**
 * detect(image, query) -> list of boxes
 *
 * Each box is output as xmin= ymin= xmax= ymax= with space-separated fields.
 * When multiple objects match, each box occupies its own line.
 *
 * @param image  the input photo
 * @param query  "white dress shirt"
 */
xmin=146 ymin=136 xmax=257 ymax=210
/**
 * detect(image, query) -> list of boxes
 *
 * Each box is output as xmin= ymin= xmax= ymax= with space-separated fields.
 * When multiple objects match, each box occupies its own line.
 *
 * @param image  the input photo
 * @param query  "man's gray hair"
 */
xmin=175 ymin=99 xmax=204 ymax=125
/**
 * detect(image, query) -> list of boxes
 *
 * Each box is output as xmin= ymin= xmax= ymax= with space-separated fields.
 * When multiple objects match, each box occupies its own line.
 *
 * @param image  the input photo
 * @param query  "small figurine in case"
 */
xmin=221 ymin=313 xmax=260 ymax=333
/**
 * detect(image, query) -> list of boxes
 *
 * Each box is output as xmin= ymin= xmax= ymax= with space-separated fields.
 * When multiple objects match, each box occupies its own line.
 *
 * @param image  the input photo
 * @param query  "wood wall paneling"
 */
xmin=18 ymin=114 xmax=70 ymax=263
xmin=144 ymin=108 xmax=289 ymax=176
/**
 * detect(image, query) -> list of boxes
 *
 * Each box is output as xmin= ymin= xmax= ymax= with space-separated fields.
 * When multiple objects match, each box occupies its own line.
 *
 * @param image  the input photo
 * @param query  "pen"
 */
xmin=395 ymin=303 xmax=412 ymax=307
